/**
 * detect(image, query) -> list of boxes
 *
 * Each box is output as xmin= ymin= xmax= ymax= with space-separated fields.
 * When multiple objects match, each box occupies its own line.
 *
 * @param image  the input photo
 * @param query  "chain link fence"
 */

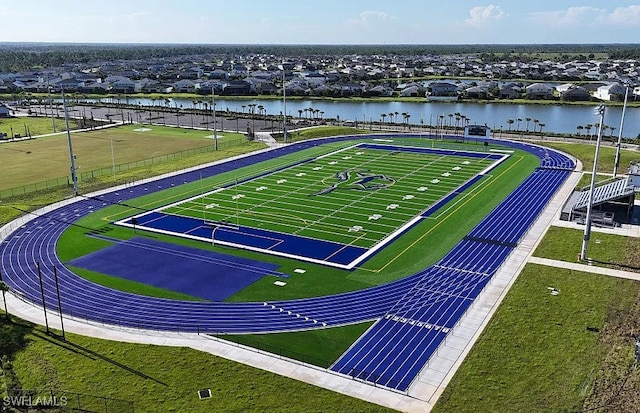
xmin=0 ymin=138 xmax=245 ymax=200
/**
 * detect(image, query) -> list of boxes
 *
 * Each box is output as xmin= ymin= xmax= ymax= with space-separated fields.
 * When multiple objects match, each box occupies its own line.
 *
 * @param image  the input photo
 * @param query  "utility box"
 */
xmin=630 ymin=162 xmax=640 ymax=189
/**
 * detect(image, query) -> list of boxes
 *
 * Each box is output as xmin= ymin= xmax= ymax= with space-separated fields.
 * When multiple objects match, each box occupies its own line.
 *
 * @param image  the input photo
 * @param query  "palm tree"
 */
xmin=585 ymin=124 xmax=593 ymax=139
xmin=298 ymin=109 xmax=303 ymax=118
xmin=202 ymin=102 xmax=208 ymax=123
xmin=394 ymin=111 xmax=399 ymax=123
xmin=539 ymin=123 xmax=545 ymax=134
xmin=389 ymin=112 xmax=394 ymax=123
xmin=525 ymin=117 xmax=531 ymax=132
xmin=533 ymin=119 xmax=539 ymax=133
xmin=0 ymin=280 xmax=9 ymax=322
xmin=241 ymin=105 xmax=246 ymax=114
xmin=506 ymin=119 xmax=514 ymax=131
xmin=516 ymin=118 xmax=522 ymax=131
xmin=448 ymin=113 xmax=453 ymax=128
xmin=576 ymin=125 xmax=584 ymax=136
xmin=609 ymin=126 xmax=616 ymax=138
xmin=381 ymin=113 xmax=387 ymax=123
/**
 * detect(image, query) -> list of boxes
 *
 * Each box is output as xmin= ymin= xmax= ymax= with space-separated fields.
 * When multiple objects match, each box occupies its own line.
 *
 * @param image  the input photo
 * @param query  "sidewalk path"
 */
xmin=528 ymin=256 xmax=640 ymax=281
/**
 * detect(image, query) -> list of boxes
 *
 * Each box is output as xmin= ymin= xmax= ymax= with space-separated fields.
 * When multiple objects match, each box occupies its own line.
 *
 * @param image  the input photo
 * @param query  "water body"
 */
xmin=84 ymin=97 xmax=638 ymax=138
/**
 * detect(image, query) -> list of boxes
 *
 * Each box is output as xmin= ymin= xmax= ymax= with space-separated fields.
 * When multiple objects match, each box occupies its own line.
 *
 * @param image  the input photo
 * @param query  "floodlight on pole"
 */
xmin=580 ymin=104 xmax=606 ymax=261
xmin=282 ymin=64 xmax=288 ymax=143
xmin=613 ymin=84 xmax=629 ymax=177
xmin=62 ymin=88 xmax=79 ymax=196
xmin=212 ymin=87 xmax=218 ymax=151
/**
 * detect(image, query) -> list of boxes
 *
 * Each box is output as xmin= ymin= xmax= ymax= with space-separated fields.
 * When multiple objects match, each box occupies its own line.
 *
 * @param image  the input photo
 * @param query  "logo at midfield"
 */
xmin=311 ymin=169 xmax=395 ymax=196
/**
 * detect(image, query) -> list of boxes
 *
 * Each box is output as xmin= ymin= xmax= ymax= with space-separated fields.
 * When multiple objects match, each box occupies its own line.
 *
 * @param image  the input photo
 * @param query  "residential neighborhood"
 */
xmin=0 ymin=50 xmax=639 ymax=102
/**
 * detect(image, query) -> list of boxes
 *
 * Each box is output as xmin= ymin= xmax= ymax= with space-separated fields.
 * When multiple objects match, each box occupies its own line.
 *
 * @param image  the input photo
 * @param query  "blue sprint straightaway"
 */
xmin=0 ymin=134 xmax=574 ymax=392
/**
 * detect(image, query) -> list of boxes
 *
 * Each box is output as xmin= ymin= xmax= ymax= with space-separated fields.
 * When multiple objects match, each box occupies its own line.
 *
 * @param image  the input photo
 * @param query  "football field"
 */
xmin=117 ymin=143 xmax=507 ymax=268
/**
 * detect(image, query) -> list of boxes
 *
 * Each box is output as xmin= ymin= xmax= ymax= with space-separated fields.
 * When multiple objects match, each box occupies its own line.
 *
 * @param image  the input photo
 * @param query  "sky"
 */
xmin=2 ymin=1 xmax=640 ymax=45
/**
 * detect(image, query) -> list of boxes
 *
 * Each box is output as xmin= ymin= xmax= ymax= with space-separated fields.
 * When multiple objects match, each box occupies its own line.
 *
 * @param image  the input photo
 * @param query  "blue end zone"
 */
xmin=357 ymin=143 xmax=504 ymax=160
xmin=122 ymin=212 xmax=368 ymax=266
xmin=67 ymin=237 xmax=281 ymax=301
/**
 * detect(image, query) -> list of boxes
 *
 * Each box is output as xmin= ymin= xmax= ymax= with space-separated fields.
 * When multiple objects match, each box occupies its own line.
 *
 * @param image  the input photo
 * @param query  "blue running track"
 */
xmin=0 ymin=135 xmax=574 ymax=392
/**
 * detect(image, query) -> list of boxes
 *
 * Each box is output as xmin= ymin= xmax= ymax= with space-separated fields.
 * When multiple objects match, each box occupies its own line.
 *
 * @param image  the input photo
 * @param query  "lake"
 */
xmin=85 ymin=96 xmax=638 ymax=138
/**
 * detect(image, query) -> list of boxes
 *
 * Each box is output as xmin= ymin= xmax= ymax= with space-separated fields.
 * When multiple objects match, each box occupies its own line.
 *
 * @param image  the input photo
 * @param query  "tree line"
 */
xmin=0 ymin=43 xmax=638 ymax=72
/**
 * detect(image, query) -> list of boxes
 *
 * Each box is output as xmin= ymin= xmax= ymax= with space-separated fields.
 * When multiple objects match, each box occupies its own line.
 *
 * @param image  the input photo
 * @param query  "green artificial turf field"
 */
xmin=159 ymin=143 xmax=499 ymax=253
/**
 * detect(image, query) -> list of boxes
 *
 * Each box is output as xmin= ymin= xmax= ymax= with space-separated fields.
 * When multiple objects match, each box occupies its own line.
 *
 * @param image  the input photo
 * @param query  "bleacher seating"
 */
xmin=572 ymin=177 xmax=635 ymax=211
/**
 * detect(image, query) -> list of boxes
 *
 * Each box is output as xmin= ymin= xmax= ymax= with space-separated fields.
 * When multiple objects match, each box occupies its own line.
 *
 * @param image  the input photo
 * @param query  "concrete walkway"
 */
xmin=529 ymin=256 xmax=640 ymax=281
xmin=253 ymin=131 xmax=285 ymax=148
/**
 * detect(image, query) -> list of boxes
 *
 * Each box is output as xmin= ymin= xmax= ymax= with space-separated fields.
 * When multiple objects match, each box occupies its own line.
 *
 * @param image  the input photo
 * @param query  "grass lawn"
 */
xmin=0 ymin=124 xmax=245 ymax=191
xmin=285 ymin=125 xmax=372 ymax=141
xmin=218 ymin=321 xmax=374 ymax=368
xmin=533 ymin=226 xmax=640 ymax=271
xmin=0 ymin=116 xmax=77 ymax=138
xmin=1 ymin=318 xmax=395 ymax=413
xmin=432 ymin=264 xmax=640 ymax=413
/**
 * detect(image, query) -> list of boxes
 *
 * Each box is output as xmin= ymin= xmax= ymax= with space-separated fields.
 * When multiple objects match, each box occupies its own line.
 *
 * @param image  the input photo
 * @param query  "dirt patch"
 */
xmin=582 ymin=289 xmax=640 ymax=412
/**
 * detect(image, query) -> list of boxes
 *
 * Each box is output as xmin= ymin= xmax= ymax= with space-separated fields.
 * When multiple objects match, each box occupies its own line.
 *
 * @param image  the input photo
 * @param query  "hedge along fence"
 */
xmin=0 ymin=137 xmax=246 ymax=200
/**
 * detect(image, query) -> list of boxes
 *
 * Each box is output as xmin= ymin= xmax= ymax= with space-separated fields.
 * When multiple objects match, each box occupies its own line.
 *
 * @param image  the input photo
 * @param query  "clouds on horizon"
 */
xmin=530 ymin=5 xmax=640 ymax=27
xmin=463 ymin=5 xmax=505 ymax=28
xmin=2 ymin=2 xmax=640 ymax=44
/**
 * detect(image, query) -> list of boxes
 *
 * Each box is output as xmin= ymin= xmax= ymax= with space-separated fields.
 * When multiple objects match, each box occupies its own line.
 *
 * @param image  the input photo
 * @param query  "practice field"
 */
xmin=0 ymin=124 xmax=241 ymax=191
xmin=116 ymin=143 xmax=507 ymax=268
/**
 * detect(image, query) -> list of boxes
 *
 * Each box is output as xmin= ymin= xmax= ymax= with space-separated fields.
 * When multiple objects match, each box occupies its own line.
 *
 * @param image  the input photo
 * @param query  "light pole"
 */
xmin=282 ymin=66 xmax=288 ymax=143
xmin=580 ymin=104 xmax=606 ymax=261
xmin=62 ymin=89 xmax=79 ymax=195
xmin=110 ymin=132 xmax=116 ymax=179
xmin=613 ymin=85 xmax=629 ymax=177
xmin=212 ymin=88 xmax=218 ymax=151
xmin=47 ymin=75 xmax=56 ymax=133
